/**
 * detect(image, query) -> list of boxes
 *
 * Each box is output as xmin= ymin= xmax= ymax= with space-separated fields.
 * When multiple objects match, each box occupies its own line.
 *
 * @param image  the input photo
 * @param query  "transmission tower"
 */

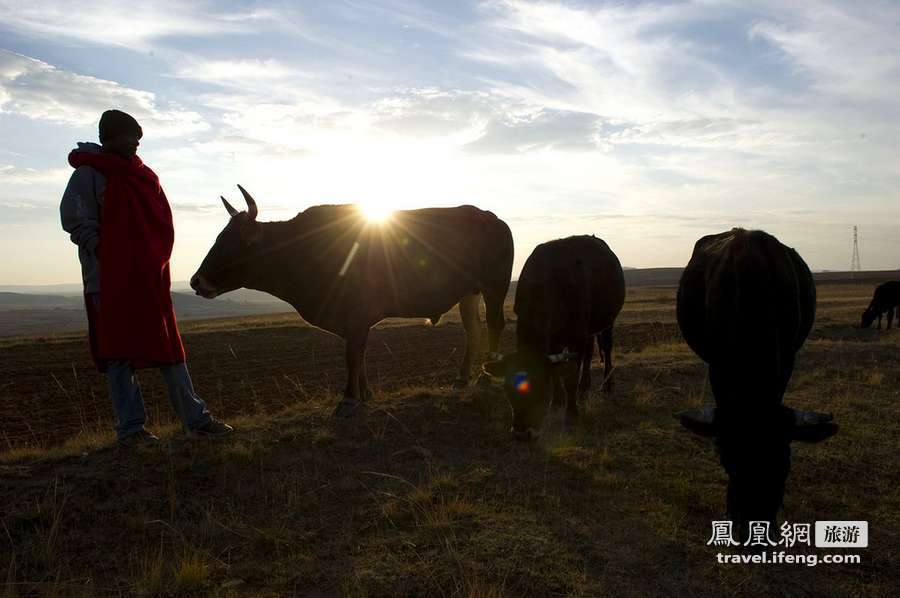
xmin=851 ymin=225 xmax=861 ymax=274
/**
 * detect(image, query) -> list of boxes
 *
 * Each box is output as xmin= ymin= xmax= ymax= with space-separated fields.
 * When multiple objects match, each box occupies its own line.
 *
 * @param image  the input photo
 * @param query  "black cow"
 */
xmin=191 ymin=186 xmax=514 ymax=416
xmin=676 ymin=228 xmax=838 ymax=531
xmin=861 ymin=280 xmax=900 ymax=329
xmin=484 ymin=235 xmax=625 ymax=440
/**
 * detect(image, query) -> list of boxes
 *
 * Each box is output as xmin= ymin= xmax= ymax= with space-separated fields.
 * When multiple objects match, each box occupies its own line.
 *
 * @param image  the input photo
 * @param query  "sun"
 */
xmin=358 ymin=201 xmax=394 ymax=223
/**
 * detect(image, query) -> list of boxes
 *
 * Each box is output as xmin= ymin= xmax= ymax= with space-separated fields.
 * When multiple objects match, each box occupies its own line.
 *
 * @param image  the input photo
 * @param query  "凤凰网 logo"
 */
xmin=707 ymin=521 xmax=813 ymax=547
xmin=707 ymin=520 xmax=868 ymax=548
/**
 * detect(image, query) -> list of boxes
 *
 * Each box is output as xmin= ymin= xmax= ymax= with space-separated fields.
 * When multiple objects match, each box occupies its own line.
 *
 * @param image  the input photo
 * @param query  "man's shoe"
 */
xmin=117 ymin=429 xmax=160 ymax=448
xmin=191 ymin=418 xmax=234 ymax=438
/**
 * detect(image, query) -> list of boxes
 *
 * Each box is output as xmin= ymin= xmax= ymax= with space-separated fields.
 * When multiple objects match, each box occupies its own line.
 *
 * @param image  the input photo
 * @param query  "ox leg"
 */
xmin=877 ymin=312 xmax=882 ymax=330
xmin=562 ymin=364 xmax=580 ymax=432
xmin=455 ymin=293 xmax=482 ymax=388
xmin=359 ymin=347 xmax=374 ymax=402
xmin=334 ymin=331 xmax=369 ymax=417
xmin=599 ymin=328 xmax=614 ymax=392
xmin=478 ymin=291 xmax=506 ymax=386
xmin=888 ymin=307 xmax=895 ymax=330
xmin=577 ymin=336 xmax=595 ymax=402
xmin=484 ymin=291 xmax=505 ymax=356
xmin=550 ymin=373 xmax=566 ymax=410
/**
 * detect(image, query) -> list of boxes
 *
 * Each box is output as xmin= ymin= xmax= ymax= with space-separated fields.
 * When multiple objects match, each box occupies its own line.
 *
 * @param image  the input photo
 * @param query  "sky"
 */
xmin=1 ymin=0 xmax=899 ymax=286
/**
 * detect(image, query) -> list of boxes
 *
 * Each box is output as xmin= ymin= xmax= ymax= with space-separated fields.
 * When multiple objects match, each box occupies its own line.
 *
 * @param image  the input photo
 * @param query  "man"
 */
xmin=60 ymin=109 xmax=232 ymax=446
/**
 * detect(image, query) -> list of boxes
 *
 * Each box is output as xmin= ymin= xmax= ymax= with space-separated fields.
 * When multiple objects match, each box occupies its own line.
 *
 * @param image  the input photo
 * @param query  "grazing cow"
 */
xmin=676 ymin=228 xmax=838 ymax=532
xmin=861 ymin=280 xmax=900 ymax=329
xmin=191 ymin=186 xmax=514 ymax=416
xmin=483 ymin=235 xmax=625 ymax=440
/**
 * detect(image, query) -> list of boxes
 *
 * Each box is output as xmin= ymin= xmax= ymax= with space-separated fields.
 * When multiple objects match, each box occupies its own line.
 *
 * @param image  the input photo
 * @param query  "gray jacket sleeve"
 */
xmin=60 ymin=166 xmax=102 ymax=251
xmin=60 ymin=166 xmax=103 ymax=293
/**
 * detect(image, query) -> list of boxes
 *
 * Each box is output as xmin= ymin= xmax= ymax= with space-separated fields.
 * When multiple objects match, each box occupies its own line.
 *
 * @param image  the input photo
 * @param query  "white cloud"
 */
xmin=174 ymin=59 xmax=301 ymax=84
xmin=369 ymin=88 xmax=608 ymax=153
xmin=0 ymin=163 xmax=69 ymax=186
xmin=0 ymin=50 xmax=207 ymax=137
xmin=1 ymin=1 xmax=899 ymax=282
xmin=749 ymin=1 xmax=900 ymax=108
xmin=0 ymin=1 xmax=279 ymax=50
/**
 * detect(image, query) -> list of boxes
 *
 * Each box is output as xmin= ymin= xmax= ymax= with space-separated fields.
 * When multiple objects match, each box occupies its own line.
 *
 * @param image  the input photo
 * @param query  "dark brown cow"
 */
xmin=861 ymin=280 xmax=900 ymax=329
xmin=191 ymin=186 xmax=514 ymax=416
xmin=484 ymin=235 xmax=625 ymax=440
xmin=676 ymin=228 xmax=838 ymax=532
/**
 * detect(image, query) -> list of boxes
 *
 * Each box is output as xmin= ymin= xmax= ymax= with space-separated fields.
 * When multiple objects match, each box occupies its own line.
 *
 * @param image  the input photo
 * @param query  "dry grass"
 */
xmin=1 ymin=281 xmax=898 ymax=596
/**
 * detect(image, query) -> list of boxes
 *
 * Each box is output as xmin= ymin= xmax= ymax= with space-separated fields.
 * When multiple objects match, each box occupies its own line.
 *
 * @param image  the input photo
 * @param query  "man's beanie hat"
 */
xmin=99 ymin=110 xmax=143 ymax=143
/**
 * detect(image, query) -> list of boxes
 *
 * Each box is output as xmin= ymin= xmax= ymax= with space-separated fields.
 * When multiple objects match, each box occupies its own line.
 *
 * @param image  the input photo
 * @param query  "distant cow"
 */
xmin=676 ymin=228 xmax=838 ymax=531
xmin=191 ymin=186 xmax=514 ymax=416
xmin=861 ymin=281 xmax=900 ymax=329
xmin=484 ymin=235 xmax=625 ymax=440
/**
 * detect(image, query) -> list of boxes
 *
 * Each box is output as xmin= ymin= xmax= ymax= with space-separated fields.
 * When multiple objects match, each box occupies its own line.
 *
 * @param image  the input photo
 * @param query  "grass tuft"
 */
xmin=173 ymin=552 xmax=210 ymax=594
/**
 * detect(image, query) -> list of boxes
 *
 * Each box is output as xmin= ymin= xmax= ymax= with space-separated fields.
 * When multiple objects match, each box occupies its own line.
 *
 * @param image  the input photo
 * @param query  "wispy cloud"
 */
xmin=0 ymin=163 xmax=68 ymax=184
xmin=0 ymin=0 xmax=898 ymax=285
xmin=749 ymin=1 xmax=900 ymax=108
xmin=173 ymin=58 xmax=302 ymax=84
xmin=0 ymin=50 xmax=207 ymax=136
xmin=0 ymin=0 xmax=280 ymax=50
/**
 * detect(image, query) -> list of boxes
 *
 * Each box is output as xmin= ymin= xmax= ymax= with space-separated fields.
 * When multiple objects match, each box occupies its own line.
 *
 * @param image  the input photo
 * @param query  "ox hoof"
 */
xmin=333 ymin=399 xmax=361 ymax=418
xmin=452 ymin=377 xmax=469 ymax=389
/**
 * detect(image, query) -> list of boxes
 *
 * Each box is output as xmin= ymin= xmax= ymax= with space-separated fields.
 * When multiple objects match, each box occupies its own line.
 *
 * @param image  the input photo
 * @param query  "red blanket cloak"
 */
xmin=69 ymin=150 xmax=186 ymax=369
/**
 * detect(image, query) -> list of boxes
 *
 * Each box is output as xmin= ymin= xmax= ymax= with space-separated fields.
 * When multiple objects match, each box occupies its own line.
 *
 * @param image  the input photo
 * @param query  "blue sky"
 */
xmin=1 ymin=0 xmax=898 ymax=285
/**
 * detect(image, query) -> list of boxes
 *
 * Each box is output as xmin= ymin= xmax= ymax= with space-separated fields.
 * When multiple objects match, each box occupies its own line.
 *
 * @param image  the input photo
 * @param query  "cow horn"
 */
xmin=237 ymin=184 xmax=258 ymax=221
xmin=790 ymin=409 xmax=838 ymax=442
xmin=221 ymin=196 xmax=239 ymax=217
xmin=675 ymin=407 xmax=717 ymax=437
xmin=547 ymin=351 xmax=578 ymax=363
xmin=793 ymin=410 xmax=833 ymax=426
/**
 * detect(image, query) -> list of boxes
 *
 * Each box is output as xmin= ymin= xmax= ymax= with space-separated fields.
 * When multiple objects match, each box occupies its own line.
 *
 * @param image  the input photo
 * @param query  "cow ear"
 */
xmin=482 ymin=357 xmax=507 ymax=378
xmin=675 ymin=407 xmax=717 ymax=438
xmin=790 ymin=410 xmax=839 ymax=443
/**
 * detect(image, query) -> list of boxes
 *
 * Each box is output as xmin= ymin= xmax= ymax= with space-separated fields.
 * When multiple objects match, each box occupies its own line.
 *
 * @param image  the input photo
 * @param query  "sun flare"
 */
xmin=358 ymin=201 xmax=395 ymax=223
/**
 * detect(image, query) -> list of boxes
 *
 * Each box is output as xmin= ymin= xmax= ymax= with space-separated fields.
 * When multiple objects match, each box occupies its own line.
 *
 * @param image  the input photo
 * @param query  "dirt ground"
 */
xmin=1 ymin=280 xmax=898 ymax=596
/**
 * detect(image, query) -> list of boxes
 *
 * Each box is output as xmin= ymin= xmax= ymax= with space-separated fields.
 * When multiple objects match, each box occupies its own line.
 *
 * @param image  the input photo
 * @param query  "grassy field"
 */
xmin=1 ymin=279 xmax=898 ymax=596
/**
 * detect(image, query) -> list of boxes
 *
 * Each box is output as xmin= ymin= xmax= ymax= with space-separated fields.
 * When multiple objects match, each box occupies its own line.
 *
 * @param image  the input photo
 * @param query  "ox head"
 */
xmin=190 ymin=185 xmax=263 ymax=299
xmin=676 ymin=406 xmax=838 ymax=531
xmin=483 ymin=348 xmax=579 ymax=441
xmin=860 ymin=307 xmax=877 ymax=329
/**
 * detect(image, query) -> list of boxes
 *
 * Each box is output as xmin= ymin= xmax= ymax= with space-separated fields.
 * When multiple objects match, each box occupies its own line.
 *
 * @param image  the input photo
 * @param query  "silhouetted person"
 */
xmin=60 ymin=109 xmax=232 ymax=446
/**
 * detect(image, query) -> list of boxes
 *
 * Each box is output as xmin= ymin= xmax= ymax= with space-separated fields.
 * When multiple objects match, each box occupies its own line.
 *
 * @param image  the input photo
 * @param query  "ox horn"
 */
xmin=486 ymin=352 xmax=504 ymax=361
xmin=790 ymin=409 xmax=838 ymax=442
xmin=547 ymin=351 xmax=578 ymax=363
xmin=793 ymin=410 xmax=833 ymax=426
xmin=675 ymin=406 xmax=717 ymax=437
xmin=237 ymin=184 xmax=258 ymax=221
xmin=221 ymin=196 xmax=239 ymax=217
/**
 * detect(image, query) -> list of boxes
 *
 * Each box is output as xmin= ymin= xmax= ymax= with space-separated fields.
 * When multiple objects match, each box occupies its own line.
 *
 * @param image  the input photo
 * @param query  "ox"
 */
xmin=191 ymin=186 xmax=514 ymax=416
xmin=484 ymin=235 xmax=625 ymax=440
xmin=861 ymin=280 xmax=900 ymax=329
xmin=676 ymin=228 xmax=838 ymax=533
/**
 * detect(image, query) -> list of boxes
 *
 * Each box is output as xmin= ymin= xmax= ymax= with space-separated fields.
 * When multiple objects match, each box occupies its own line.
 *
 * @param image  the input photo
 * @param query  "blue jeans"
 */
xmin=107 ymin=361 xmax=211 ymax=439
